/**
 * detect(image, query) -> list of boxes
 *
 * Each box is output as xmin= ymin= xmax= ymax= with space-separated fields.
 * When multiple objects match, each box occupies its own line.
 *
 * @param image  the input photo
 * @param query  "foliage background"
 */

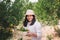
xmin=0 ymin=0 xmax=60 ymax=40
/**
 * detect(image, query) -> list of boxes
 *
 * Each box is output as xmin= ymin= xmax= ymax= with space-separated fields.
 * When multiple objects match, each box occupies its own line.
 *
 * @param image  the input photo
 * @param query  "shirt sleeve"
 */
xmin=35 ymin=22 xmax=42 ymax=38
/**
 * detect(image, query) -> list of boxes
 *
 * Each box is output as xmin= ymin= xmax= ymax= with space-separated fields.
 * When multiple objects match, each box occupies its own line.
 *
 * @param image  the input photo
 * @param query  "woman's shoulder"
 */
xmin=35 ymin=21 xmax=40 ymax=24
xmin=34 ymin=21 xmax=41 ymax=26
xmin=34 ymin=21 xmax=42 ymax=28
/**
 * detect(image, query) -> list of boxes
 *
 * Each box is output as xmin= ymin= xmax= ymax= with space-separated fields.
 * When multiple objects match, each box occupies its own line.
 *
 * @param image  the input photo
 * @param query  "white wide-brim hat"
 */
xmin=26 ymin=9 xmax=35 ymax=15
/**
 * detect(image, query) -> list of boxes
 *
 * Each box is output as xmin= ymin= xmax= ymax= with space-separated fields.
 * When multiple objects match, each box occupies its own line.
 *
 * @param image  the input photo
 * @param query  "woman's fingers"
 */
xmin=26 ymin=32 xmax=31 ymax=37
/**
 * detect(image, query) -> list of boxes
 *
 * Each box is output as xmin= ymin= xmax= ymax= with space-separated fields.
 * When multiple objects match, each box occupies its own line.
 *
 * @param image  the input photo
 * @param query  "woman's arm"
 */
xmin=26 ymin=23 xmax=42 ymax=37
xmin=36 ymin=23 xmax=42 ymax=38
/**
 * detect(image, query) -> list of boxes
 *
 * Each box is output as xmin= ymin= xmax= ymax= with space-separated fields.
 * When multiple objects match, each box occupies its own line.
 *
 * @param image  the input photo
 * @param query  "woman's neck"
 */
xmin=28 ymin=22 xmax=32 ymax=25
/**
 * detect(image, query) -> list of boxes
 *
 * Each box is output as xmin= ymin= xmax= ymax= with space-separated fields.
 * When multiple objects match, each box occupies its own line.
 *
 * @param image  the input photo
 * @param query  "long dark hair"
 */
xmin=23 ymin=15 xmax=36 ymax=27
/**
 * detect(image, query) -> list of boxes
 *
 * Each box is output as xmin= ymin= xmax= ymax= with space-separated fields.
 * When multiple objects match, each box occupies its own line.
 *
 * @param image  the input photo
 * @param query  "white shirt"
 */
xmin=24 ymin=21 xmax=42 ymax=40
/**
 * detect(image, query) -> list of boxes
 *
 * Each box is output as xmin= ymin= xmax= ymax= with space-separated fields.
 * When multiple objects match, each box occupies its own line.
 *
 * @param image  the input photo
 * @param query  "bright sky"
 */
xmin=10 ymin=0 xmax=38 ymax=3
xmin=0 ymin=0 xmax=38 ymax=3
xmin=11 ymin=0 xmax=15 ymax=2
xmin=0 ymin=0 xmax=15 ymax=2
xmin=0 ymin=0 xmax=3 ymax=2
xmin=29 ymin=0 xmax=38 ymax=3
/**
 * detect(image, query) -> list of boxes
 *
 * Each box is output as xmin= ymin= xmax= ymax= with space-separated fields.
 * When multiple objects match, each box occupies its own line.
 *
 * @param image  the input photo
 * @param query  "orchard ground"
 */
xmin=10 ymin=24 xmax=60 ymax=40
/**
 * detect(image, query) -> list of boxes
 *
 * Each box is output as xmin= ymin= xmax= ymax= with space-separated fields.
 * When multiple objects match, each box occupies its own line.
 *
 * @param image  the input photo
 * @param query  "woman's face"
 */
xmin=27 ymin=15 xmax=33 ymax=22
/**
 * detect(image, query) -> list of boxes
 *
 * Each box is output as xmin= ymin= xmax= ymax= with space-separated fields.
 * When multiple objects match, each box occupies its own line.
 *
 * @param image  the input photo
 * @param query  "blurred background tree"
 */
xmin=34 ymin=0 xmax=60 ymax=25
xmin=0 ymin=0 xmax=27 ymax=40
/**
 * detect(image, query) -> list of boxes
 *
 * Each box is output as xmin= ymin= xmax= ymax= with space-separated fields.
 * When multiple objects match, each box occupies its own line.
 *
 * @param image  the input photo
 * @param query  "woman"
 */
xmin=23 ymin=9 xmax=42 ymax=40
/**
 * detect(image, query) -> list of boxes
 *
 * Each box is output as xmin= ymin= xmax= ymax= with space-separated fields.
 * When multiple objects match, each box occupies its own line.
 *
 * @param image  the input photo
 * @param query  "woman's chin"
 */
xmin=28 ymin=20 xmax=32 ymax=22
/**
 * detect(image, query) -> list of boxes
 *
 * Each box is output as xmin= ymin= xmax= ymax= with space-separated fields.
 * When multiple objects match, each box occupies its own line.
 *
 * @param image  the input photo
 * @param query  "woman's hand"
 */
xmin=26 ymin=31 xmax=37 ymax=37
xmin=26 ymin=31 xmax=32 ymax=37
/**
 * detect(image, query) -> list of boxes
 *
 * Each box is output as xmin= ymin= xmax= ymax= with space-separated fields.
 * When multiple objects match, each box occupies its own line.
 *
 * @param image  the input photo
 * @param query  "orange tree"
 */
xmin=33 ymin=0 xmax=60 ymax=25
xmin=0 ymin=0 xmax=27 ymax=40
